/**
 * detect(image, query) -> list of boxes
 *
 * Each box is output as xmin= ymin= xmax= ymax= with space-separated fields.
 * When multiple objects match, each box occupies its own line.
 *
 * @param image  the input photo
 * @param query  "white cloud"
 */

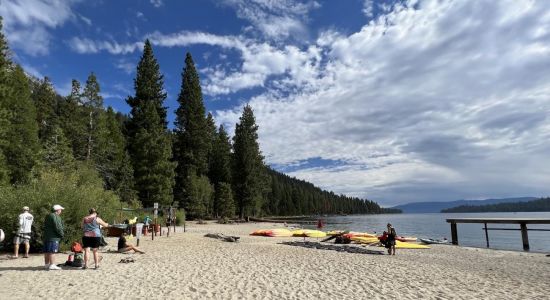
xmin=136 ymin=11 xmax=145 ymax=20
xmin=214 ymin=0 xmax=550 ymax=205
xmin=21 ymin=63 xmax=43 ymax=78
xmin=150 ymin=0 xmax=163 ymax=8
xmin=79 ymin=14 xmax=92 ymax=26
xmin=0 ymin=0 xmax=78 ymax=55
xmin=68 ymin=37 xmax=143 ymax=54
xmin=220 ymin=0 xmax=320 ymax=41
xmin=362 ymin=0 xmax=374 ymax=18
xmin=114 ymin=58 xmax=135 ymax=74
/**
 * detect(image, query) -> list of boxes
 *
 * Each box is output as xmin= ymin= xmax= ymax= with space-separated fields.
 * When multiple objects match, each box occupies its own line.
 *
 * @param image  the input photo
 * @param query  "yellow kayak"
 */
xmin=326 ymin=230 xmax=346 ymax=236
xmin=250 ymin=229 xmax=293 ymax=237
xmin=351 ymin=236 xmax=379 ymax=243
xmin=396 ymin=241 xmax=430 ymax=249
xmin=347 ymin=231 xmax=377 ymax=238
xmin=351 ymin=237 xmax=430 ymax=249
xmin=291 ymin=229 xmax=327 ymax=238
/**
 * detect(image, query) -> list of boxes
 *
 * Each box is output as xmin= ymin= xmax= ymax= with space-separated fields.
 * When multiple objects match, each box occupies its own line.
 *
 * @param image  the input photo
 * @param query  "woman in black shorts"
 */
xmin=82 ymin=208 xmax=109 ymax=269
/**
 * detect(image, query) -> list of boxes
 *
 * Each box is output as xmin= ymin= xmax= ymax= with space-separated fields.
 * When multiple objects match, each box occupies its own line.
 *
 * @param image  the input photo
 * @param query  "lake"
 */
xmin=320 ymin=212 xmax=550 ymax=252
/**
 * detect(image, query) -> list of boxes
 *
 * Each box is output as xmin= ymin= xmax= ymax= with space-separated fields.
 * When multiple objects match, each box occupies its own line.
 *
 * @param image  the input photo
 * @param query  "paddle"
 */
xmin=321 ymin=231 xmax=349 ymax=243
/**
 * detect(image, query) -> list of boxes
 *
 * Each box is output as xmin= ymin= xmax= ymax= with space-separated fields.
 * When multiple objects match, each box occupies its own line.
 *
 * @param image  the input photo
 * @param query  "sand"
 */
xmin=0 ymin=222 xmax=549 ymax=300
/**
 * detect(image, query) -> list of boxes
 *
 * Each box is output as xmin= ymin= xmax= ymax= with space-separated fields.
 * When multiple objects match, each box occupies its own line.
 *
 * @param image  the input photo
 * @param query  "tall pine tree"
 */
xmin=32 ymin=77 xmax=59 ymax=142
xmin=126 ymin=41 xmax=175 ymax=207
xmin=3 ymin=65 xmax=40 ymax=184
xmin=174 ymin=52 xmax=210 ymax=211
xmin=59 ymin=79 xmax=88 ymax=160
xmin=0 ymin=19 xmax=12 ymax=184
xmin=209 ymin=125 xmax=232 ymax=217
xmin=232 ymin=105 xmax=267 ymax=218
xmin=97 ymin=107 xmax=135 ymax=202
xmin=81 ymin=72 xmax=104 ymax=161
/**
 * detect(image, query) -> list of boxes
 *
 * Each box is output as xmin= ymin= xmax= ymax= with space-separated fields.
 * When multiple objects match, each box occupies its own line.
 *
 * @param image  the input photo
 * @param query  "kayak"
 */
xmin=419 ymin=238 xmax=449 ymax=244
xmin=326 ymin=230 xmax=346 ymax=236
xmin=250 ymin=229 xmax=269 ymax=236
xmin=396 ymin=241 xmax=430 ymax=249
xmin=396 ymin=236 xmax=417 ymax=242
xmin=346 ymin=231 xmax=377 ymax=238
xmin=291 ymin=229 xmax=327 ymax=238
xmin=265 ymin=228 xmax=293 ymax=237
xmin=250 ymin=228 xmax=293 ymax=237
xmin=351 ymin=236 xmax=379 ymax=243
xmin=351 ymin=236 xmax=430 ymax=249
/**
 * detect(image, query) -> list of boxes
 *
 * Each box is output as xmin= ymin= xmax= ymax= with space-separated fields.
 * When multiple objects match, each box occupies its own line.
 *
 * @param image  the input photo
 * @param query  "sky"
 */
xmin=1 ymin=0 xmax=550 ymax=206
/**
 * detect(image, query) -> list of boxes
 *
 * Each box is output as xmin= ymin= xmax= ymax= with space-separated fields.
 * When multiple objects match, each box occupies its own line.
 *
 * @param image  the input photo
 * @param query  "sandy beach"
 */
xmin=0 ymin=222 xmax=549 ymax=300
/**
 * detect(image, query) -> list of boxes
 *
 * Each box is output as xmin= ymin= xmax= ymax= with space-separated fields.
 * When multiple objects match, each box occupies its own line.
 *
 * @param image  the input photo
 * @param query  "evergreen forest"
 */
xmin=441 ymin=197 xmax=550 ymax=213
xmin=0 ymin=17 xmax=393 ymax=243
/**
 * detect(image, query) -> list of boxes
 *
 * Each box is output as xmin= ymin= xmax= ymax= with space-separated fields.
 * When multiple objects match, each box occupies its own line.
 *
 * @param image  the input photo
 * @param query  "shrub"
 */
xmin=0 ymin=164 xmax=124 ymax=251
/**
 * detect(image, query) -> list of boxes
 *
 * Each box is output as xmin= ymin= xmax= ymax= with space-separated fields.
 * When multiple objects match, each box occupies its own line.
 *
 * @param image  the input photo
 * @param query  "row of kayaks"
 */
xmin=250 ymin=228 xmax=431 ymax=249
xmin=251 ymin=228 xmax=327 ymax=238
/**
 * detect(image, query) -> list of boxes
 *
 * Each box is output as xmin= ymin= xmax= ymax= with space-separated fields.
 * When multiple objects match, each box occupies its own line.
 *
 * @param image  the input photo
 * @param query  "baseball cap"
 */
xmin=22 ymin=206 xmax=30 ymax=211
xmin=53 ymin=204 xmax=65 ymax=211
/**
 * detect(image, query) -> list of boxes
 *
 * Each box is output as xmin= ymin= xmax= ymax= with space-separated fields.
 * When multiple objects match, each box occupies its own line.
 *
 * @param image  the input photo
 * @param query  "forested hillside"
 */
xmin=441 ymin=197 xmax=550 ymax=213
xmin=0 ymin=17 xmax=388 ymax=229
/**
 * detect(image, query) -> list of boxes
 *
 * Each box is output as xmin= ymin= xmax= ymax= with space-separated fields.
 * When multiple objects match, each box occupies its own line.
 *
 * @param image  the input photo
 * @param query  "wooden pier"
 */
xmin=446 ymin=218 xmax=550 ymax=251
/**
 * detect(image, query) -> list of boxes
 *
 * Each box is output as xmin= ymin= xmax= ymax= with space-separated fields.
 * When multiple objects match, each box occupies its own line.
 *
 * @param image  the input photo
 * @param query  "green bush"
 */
xmin=175 ymin=209 xmax=185 ymax=226
xmin=0 ymin=164 xmax=124 ymax=251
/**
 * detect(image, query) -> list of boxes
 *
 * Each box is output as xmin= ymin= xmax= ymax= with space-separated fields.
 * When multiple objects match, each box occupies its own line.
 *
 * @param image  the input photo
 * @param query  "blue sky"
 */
xmin=2 ymin=0 xmax=550 ymax=206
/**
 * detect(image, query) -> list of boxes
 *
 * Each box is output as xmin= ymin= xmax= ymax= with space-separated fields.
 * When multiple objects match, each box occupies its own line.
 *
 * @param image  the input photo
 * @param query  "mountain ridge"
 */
xmin=391 ymin=197 xmax=538 ymax=213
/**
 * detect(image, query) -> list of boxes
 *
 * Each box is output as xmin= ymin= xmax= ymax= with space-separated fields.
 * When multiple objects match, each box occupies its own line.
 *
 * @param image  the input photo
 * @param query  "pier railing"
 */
xmin=445 ymin=218 xmax=550 ymax=251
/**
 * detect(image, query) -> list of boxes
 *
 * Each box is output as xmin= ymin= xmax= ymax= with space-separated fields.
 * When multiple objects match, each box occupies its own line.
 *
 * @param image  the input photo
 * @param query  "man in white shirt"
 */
xmin=14 ymin=206 xmax=33 ymax=258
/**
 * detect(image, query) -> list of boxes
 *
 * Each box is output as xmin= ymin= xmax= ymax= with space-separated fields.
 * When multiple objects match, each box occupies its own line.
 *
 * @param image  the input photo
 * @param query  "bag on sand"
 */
xmin=72 ymin=252 xmax=84 ymax=268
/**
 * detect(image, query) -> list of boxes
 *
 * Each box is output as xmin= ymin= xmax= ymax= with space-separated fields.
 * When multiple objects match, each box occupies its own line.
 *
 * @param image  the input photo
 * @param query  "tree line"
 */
xmin=441 ymin=198 xmax=550 ymax=213
xmin=0 ymin=18 xmax=390 ymax=222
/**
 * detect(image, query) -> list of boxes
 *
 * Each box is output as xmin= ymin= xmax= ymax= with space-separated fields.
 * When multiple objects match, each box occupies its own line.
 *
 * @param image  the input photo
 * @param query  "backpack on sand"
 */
xmin=72 ymin=252 xmax=84 ymax=268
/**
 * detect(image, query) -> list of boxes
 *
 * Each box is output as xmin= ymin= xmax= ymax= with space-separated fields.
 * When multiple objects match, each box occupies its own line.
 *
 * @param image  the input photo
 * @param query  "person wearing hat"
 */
xmin=43 ymin=204 xmax=65 ymax=270
xmin=13 ymin=206 xmax=34 ymax=258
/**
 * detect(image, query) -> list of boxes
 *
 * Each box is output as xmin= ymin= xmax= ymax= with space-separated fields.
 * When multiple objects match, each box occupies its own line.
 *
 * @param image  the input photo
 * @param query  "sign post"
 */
xmin=135 ymin=223 xmax=143 ymax=246
xmin=152 ymin=203 xmax=158 ymax=240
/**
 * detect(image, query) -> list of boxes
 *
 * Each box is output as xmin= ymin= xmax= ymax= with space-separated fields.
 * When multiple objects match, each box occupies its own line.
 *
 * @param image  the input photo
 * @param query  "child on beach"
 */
xmin=118 ymin=233 xmax=145 ymax=254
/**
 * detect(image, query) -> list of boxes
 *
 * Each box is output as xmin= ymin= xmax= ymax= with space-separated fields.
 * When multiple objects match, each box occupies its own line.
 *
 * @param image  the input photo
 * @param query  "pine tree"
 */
xmin=173 ymin=52 xmax=210 ymax=210
xmin=81 ymin=72 xmax=104 ymax=161
xmin=232 ymin=105 xmax=267 ymax=218
xmin=97 ymin=107 xmax=136 ymax=202
xmin=59 ymin=79 xmax=88 ymax=160
xmin=41 ymin=125 xmax=75 ymax=171
xmin=0 ymin=18 xmax=12 ymax=184
xmin=2 ymin=65 xmax=40 ymax=184
xmin=127 ymin=40 xmax=167 ymax=127
xmin=209 ymin=125 xmax=232 ymax=217
xmin=216 ymin=182 xmax=235 ymax=218
xmin=126 ymin=41 xmax=175 ymax=207
xmin=187 ymin=173 xmax=213 ymax=219
xmin=0 ymin=108 xmax=9 ymax=184
xmin=32 ymin=77 xmax=59 ymax=142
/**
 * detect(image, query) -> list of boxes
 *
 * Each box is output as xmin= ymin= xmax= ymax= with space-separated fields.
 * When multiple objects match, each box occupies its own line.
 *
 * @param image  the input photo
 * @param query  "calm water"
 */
xmin=318 ymin=212 xmax=550 ymax=252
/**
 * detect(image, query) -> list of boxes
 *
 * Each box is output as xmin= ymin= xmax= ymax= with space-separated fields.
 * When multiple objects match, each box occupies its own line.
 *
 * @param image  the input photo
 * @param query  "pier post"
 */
xmin=520 ymin=223 xmax=529 ymax=251
xmin=451 ymin=222 xmax=458 ymax=245
xmin=484 ymin=223 xmax=489 ymax=248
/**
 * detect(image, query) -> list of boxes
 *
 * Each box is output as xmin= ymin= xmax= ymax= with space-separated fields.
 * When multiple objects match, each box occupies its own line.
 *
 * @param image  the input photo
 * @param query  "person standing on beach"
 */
xmin=13 ymin=206 xmax=33 ymax=258
xmin=82 ymin=208 xmax=109 ymax=269
xmin=43 ymin=205 xmax=64 ymax=270
xmin=386 ymin=223 xmax=397 ymax=255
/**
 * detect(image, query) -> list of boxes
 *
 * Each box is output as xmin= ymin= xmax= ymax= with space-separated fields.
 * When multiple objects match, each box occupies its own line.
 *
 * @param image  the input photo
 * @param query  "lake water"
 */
xmin=319 ymin=212 xmax=550 ymax=252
